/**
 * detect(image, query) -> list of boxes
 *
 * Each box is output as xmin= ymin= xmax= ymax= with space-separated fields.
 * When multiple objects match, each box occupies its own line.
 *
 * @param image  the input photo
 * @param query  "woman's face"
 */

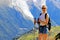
xmin=42 ymin=7 xmax=47 ymax=13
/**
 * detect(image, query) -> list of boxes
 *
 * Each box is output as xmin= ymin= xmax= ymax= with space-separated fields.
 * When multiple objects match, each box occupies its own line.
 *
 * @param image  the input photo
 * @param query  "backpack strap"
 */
xmin=45 ymin=13 xmax=51 ymax=31
xmin=45 ymin=13 xmax=50 ymax=23
xmin=40 ymin=13 xmax=47 ymax=18
xmin=45 ymin=13 xmax=47 ymax=19
xmin=40 ymin=13 xmax=42 ymax=16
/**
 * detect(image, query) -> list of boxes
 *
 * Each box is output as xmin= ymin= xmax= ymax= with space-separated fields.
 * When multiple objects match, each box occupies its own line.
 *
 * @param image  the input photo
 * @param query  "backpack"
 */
xmin=39 ymin=13 xmax=51 ymax=31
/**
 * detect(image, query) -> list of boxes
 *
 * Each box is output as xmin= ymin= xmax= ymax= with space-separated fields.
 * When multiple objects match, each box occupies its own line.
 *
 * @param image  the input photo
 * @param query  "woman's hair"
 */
xmin=42 ymin=5 xmax=47 ymax=9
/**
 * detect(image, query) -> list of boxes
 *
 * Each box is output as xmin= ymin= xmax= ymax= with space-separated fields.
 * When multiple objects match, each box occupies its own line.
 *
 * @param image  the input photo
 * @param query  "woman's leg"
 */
xmin=38 ymin=33 xmax=43 ymax=40
xmin=43 ymin=34 xmax=48 ymax=40
xmin=42 ymin=27 xmax=48 ymax=40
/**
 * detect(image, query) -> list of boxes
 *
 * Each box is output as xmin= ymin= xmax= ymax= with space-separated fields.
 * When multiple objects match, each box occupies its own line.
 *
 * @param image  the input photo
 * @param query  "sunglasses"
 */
xmin=42 ymin=8 xmax=46 ymax=9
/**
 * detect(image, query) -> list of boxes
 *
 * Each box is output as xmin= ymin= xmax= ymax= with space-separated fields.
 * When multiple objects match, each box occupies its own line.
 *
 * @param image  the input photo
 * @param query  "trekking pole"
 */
xmin=34 ymin=18 xmax=39 ymax=40
xmin=34 ymin=18 xmax=36 ymax=40
xmin=34 ymin=24 xmax=36 ymax=40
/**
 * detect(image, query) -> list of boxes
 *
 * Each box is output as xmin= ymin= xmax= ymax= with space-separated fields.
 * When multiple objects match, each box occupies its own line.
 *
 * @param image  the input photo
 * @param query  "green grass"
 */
xmin=18 ymin=26 xmax=60 ymax=40
xmin=49 ymin=26 xmax=60 ymax=40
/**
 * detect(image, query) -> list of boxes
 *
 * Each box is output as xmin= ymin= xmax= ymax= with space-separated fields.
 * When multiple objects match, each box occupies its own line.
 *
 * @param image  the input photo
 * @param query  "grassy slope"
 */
xmin=48 ymin=26 xmax=60 ymax=40
xmin=18 ymin=26 xmax=60 ymax=40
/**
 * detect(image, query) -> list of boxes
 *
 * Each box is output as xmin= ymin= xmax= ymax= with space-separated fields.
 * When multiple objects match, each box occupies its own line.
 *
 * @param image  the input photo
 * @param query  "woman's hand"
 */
xmin=37 ymin=18 xmax=41 ymax=24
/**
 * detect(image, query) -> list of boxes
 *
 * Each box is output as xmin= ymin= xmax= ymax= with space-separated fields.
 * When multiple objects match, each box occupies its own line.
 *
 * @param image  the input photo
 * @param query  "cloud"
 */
xmin=50 ymin=0 xmax=60 ymax=9
xmin=0 ymin=0 xmax=12 ymax=6
xmin=11 ymin=0 xmax=34 ymax=22
xmin=33 ymin=0 xmax=46 ymax=11
xmin=0 ymin=0 xmax=34 ymax=22
xmin=22 ymin=0 xmax=47 ymax=11
xmin=25 ymin=0 xmax=33 ymax=9
xmin=19 ymin=28 xmax=28 ymax=30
